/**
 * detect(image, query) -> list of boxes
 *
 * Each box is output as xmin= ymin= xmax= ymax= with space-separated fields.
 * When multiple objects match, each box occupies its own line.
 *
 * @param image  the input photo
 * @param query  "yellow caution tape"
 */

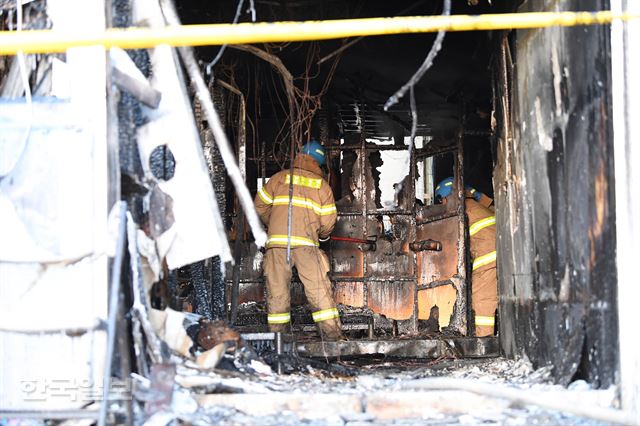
xmin=0 ymin=11 xmax=638 ymax=55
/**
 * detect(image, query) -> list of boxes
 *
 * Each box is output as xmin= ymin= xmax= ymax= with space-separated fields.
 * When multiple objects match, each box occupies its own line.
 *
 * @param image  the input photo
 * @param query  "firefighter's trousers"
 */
xmin=263 ymin=247 xmax=342 ymax=339
xmin=472 ymin=264 xmax=497 ymax=337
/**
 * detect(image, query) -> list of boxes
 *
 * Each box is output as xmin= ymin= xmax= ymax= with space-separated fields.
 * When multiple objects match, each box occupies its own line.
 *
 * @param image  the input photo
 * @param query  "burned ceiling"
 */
xmin=177 ymin=0 xmax=510 ymax=144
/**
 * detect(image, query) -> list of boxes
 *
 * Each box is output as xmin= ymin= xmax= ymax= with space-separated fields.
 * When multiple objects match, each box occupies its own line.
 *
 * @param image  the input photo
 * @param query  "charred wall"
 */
xmin=494 ymin=0 xmax=618 ymax=386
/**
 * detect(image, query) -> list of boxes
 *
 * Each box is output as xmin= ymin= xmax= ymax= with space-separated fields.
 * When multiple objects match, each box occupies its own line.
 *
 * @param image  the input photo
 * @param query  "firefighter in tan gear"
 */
xmin=435 ymin=177 xmax=497 ymax=337
xmin=254 ymin=140 xmax=343 ymax=340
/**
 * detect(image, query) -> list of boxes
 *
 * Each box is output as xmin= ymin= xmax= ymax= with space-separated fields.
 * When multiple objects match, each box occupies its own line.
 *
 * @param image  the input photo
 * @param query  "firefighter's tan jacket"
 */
xmin=465 ymin=196 xmax=497 ymax=336
xmin=255 ymin=154 xmax=337 ymax=248
xmin=466 ymin=196 xmax=496 ymax=264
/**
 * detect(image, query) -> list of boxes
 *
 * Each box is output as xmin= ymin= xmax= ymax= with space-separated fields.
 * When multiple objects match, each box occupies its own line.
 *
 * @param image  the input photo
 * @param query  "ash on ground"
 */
xmin=161 ymin=356 xmax=617 ymax=426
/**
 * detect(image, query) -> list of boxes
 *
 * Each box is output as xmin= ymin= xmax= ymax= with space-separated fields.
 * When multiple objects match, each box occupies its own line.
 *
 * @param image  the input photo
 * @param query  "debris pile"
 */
xmin=103 ymin=308 xmax=619 ymax=426
xmin=123 ymin=343 xmax=619 ymax=426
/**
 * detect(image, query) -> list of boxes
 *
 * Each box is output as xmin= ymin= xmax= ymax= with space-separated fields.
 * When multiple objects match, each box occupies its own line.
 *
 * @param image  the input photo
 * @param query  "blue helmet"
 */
xmin=435 ymin=176 xmax=484 ymax=202
xmin=466 ymin=186 xmax=484 ymax=202
xmin=300 ymin=140 xmax=326 ymax=166
xmin=435 ymin=177 xmax=454 ymax=199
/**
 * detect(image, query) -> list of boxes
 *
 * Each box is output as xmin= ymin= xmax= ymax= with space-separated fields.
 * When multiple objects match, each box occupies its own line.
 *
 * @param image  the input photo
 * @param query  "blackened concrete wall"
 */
xmin=494 ymin=0 xmax=618 ymax=386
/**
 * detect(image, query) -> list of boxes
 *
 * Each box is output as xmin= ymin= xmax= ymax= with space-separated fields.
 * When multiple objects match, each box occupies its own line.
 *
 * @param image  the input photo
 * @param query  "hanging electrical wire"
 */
xmin=230 ymin=40 xmax=341 ymax=169
xmin=384 ymin=0 xmax=451 ymax=111
xmin=389 ymin=0 xmax=450 ymax=204
xmin=205 ymin=0 xmax=256 ymax=76
xmin=246 ymin=0 xmax=256 ymax=22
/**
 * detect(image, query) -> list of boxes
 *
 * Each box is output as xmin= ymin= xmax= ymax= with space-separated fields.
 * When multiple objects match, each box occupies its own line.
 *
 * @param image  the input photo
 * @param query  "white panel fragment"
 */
xmin=149 ymin=308 xmax=193 ymax=358
xmin=0 ymin=0 xmax=108 ymax=410
xmin=132 ymin=0 xmax=232 ymax=268
xmin=0 ymin=101 xmax=96 ymax=263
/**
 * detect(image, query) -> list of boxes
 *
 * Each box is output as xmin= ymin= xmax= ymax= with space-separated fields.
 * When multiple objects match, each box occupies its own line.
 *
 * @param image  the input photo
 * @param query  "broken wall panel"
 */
xmin=331 ymin=245 xmax=365 ymax=279
xmin=334 ymin=282 xmax=365 ymax=308
xmin=330 ymin=216 xmax=366 ymax=279
xmin=365 ymin=238 xmax=414 ymax=279
xmin=335 ymin=137 xmax=365 ymax=215
xmin=495 ymin=0 xmax=618 ymax=387
xmin=133 ymin=0 xmax=232 ymax=269
xmin=416 ymin=216 xmax=459 ymax=286
xmin=365 ymin=215 xmax=415 ymax=279
xmin=367 ymin=281 xmax=415 ymax=321
xmin=417 ymin=284 xmax=457 ymax=328
xmin=367 ymin=147 xmax=414 ymax=211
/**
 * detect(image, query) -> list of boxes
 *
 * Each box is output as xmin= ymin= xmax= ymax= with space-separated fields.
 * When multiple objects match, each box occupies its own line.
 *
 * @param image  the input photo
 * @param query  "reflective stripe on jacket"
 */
xmin=254 ymin=154 xmax=337 ymax=249
xmin=466 ymin=197 xmax=497 ymax=271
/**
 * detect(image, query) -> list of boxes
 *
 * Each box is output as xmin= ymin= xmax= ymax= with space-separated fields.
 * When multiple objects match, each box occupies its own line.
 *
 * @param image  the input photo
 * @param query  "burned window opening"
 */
xmin=148 ymin=145 xmax=176 ymax=181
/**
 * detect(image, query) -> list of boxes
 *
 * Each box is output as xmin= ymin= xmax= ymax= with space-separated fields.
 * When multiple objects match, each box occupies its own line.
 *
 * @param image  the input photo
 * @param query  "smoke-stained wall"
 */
xmin=494 ymin=0 xmax=618 ymax=386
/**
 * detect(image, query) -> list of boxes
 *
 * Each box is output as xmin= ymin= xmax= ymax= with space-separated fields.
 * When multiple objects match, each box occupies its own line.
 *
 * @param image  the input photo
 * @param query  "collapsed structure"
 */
xmin=1 ymin=0 xmax=639 ymax=424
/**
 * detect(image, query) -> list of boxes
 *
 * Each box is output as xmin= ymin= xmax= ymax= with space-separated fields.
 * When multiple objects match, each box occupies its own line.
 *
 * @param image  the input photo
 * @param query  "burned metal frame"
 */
xmin=327 ymin=120 xmax=421 ymax=326
xmin=227 ymin=102 xmax=426 ymax=329
xmin=238 ymin=331 xmax=498 ymax=360
xmin=296 ymin=337 xmax=499 ymax=359
xmin=226 ymin=93 xmax=474 ymax=339
xmin=454 ymin=123 xmax=470 ymax=335
xmin=192 ymin=81 xmax=230 ymax=320
xmin=414 ymin=114 xmax=470 ymax=336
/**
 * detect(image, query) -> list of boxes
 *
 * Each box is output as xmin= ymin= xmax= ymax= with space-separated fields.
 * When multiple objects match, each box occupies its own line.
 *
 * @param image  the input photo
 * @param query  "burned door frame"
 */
xmin=327 ymin=128 xmax=418 ymax=332
xmin=414 ymin=134 xmax=470 ymax=336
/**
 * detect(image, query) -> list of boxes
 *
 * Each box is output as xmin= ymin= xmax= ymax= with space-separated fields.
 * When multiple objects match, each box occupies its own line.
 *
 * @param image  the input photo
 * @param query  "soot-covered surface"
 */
xmin=494 ymin=0 xmax=618 ymax=387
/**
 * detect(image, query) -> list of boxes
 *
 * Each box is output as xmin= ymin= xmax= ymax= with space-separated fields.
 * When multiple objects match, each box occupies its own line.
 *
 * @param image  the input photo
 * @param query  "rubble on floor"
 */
xmin=132 ymin=355 xmax=619 ymax=425
xmin=124 ymin=311 xmax=620 ymax=425
xmin=0 ymin=312 xmax=622 ymax=425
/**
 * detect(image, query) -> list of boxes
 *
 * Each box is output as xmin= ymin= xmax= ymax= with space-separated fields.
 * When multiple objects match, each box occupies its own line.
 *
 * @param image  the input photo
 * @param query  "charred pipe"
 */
xmin=330 ymin=236 xmax=377 ymax=251
xmin=410 ymin=239 xmax=442 ymax=252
